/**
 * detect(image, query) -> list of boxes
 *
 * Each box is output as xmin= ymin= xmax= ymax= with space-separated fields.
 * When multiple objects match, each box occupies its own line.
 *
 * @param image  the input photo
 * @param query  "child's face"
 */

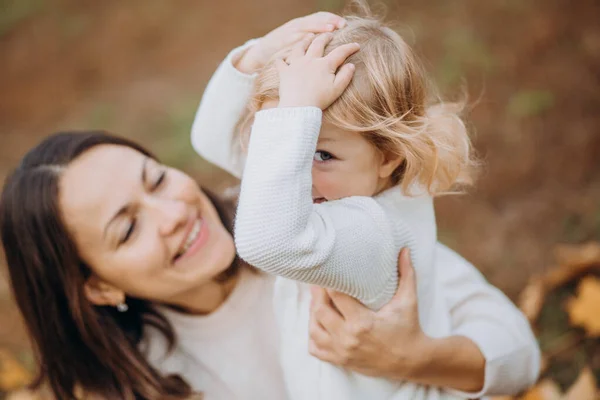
xmin=261 ymin=100 xmax=397 ymax=203
xmin=311 ymin=121 xmax=388 ymax=203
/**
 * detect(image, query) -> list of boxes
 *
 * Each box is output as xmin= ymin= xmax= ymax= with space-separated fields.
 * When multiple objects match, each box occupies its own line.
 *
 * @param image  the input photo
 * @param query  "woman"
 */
xmin=191 ymin=10 xmax=540 ymax=397
xmin=0 ymin=13 xmax=539 ymax=400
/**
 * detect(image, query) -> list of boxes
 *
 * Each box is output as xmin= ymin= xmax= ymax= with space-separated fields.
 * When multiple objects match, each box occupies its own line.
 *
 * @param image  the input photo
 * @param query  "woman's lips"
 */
xmin=174 ymin=218 xmax=210 ymax=265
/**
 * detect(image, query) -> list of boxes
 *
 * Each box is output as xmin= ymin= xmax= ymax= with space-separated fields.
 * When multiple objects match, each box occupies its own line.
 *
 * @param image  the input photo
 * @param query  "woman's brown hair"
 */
xmin=0 ymin=131 xmax=238 ymax=399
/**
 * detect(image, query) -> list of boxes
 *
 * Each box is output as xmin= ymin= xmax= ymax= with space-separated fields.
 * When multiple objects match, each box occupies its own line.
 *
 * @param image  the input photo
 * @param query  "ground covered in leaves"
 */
xmin=0 ymin=0 xmax=599 ymax=398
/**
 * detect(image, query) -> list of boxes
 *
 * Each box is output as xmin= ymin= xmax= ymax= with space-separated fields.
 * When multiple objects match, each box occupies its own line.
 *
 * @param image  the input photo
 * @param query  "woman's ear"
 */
xmin=378 ymin=151 xmax=404 ymax=180
xmin=84 ymin=275 xmax=125 ymax=307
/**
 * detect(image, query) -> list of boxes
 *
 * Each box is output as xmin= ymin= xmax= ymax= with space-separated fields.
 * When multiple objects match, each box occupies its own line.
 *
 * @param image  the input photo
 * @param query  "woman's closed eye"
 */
xmin=313 ymin=150 xmax=336 ymax=163
xmin=153 ymin=170 xmax=167 ymax=190
xmin=120 ymin=218 xmax=137 ymax=245
xmin=116 ymin=163 xmax=168 ymax=246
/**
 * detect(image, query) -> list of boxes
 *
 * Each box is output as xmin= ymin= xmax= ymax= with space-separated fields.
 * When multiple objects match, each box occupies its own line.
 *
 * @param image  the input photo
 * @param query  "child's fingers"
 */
xmin=287 ymin=33 xmax=315 ymax=62
xmin=306 ymin=32 xmax=334 ymax=58
xmin=333 ymin=63 xmax=356 ymax=96
xmin=326 ymin=43 xmax=360 ymax=72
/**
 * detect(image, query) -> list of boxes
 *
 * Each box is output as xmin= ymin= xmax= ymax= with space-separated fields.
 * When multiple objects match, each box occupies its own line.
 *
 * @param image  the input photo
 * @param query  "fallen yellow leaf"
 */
xmin=0 ymin=349 xmax=32 ymax=391
xmin=566 ymin=276 xmax=600 ymax=337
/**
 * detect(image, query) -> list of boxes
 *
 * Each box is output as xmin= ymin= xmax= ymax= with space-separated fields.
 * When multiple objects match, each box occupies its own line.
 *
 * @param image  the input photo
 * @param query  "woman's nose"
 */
xmin=146 ymin=196 xmax=188 ymax=236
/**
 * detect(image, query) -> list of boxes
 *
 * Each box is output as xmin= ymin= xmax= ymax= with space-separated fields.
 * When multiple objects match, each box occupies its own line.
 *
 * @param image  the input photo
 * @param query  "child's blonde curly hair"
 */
xmin=237 ymin=4 xmax=478 ymax=196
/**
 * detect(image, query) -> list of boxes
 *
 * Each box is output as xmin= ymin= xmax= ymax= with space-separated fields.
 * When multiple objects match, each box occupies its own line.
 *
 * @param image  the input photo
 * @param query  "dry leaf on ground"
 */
xmin=565 ymin=276 xmax=600 ymax=337
xmin=545 ymin=242 xmax=600 ymax=289
xmin=518 ymin=242 xmax=600 ymax=324
xmin=554 ymin=242 xmax=600 ymax=267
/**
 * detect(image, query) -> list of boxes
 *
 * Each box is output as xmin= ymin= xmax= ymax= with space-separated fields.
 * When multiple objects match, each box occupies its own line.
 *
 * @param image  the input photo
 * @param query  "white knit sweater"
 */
xmin=236 ymin=106 xmax=436 ymax=310
xmin=189 ymin=40 xmax=541 ymax=399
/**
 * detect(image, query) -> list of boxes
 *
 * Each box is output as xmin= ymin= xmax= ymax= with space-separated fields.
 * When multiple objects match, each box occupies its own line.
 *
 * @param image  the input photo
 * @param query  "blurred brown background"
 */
xmin=0 ymin=0 xmax=599 ymax=393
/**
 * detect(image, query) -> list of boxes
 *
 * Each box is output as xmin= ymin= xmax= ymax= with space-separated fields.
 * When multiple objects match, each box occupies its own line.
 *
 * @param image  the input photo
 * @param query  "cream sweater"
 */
xmin=142 ymin=269 xmax=287 ymax=400
xmin=185 ymin=40 xmax=541 ymax=399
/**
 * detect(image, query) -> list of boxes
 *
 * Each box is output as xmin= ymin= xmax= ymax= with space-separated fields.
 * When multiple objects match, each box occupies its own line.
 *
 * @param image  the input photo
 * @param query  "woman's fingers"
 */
xmin=327 ymin=288 xmax=375 ymax=323
xmin=310 ymin=285 xmax=329 ymax=310
xmin=381 ymin=248 xmax=418 ymax=313
xmin=309 ymin=317 xmax=332 ymax=348
xmin=308 ymin=340 xmax=338 ymax=364
xmin=296 ymin=12 xmax=346 ymax=33
xmin=311 ymin=287 xmax=345 ymax=332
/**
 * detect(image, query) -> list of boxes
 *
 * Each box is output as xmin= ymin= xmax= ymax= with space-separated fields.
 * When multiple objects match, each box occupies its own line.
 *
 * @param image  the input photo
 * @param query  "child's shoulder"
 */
xmin=375 ymin=185 xmax=433 ymax=204
xmin=374 ymin=186 xmax=435 ymax=222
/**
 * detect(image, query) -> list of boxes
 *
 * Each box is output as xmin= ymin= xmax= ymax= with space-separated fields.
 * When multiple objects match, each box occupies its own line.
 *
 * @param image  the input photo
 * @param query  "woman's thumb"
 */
xmin=385 ymin=248 xmax=418 ymax=311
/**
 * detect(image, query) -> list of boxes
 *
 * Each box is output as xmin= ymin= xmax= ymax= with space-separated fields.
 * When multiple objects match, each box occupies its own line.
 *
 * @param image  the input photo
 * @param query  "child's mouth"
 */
xmin=313 ymin=197 xmax=327 ymax=204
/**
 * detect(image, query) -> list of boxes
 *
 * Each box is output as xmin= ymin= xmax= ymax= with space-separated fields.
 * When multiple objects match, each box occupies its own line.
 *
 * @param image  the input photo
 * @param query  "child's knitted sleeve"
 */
xmin=190 ymin=40 xmax=257 ymax=179
xmin=235 ymin=107 xmax=422 ymax=310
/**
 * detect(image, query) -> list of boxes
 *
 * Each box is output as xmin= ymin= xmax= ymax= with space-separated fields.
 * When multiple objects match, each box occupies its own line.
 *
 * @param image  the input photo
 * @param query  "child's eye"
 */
xmin=313 ymin=151 xmax=335 ymax=162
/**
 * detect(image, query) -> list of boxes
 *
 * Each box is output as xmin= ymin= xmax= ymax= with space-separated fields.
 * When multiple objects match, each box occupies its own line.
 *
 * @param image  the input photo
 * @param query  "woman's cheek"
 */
xmin=128 ymin=233 xmax=166 ymax=276
xmin=116 ymin=245 xmax=168 ymax=297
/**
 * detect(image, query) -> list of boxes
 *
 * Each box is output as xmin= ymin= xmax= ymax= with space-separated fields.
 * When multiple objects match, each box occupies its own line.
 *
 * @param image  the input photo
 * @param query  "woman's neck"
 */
xmin=165 ymin=273 xmax=240 ymax=315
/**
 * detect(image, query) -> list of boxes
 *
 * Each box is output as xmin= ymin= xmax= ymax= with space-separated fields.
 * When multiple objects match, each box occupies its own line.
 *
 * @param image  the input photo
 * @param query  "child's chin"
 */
xmin=312 ymin=198 xmax=327 ymax=204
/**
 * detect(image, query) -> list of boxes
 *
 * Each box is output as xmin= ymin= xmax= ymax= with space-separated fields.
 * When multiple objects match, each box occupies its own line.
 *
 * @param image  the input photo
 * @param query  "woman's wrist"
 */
xmin=400 ymin=335 xmax=486 ymax=394
xmin=232 ymin=44 xmax=262 ymax=74
xmin=380 ymin=332 xmax=429 ymax=381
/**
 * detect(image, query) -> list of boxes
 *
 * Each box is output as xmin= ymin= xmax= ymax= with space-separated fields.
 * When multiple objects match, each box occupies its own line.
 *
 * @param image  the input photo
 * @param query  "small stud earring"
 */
xmin=116 ymin=302 xmax=128 ymax=312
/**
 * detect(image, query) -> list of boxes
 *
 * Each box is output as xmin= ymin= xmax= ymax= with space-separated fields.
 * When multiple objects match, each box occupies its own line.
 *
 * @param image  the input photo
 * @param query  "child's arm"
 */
xmin=191 ymin=13 xmax=347 ymax=178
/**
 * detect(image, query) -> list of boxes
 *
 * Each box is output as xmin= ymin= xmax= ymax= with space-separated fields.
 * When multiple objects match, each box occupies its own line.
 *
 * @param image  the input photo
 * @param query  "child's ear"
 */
xmin=84 ymin=275 xmax=125 ymax=307
xmin=378 ymin=151 xmax=404 ymax=180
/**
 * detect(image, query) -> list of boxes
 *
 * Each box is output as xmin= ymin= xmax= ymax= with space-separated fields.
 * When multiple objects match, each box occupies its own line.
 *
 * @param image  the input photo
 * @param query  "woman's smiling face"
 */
xmin=59 ymin=144 xmax=236 ymax=304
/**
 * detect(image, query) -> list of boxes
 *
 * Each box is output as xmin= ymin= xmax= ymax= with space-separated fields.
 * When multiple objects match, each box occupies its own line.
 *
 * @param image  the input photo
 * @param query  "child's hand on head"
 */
xmin=276 ymin=33 xmax=359 ymax=110
xmin=236 ymin=12 xmax=346 ymax=74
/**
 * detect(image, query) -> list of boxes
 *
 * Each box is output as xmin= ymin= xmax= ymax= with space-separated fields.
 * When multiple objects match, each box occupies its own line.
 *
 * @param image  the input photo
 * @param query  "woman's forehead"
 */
xmin=58 ymin=145 xmax=144 ymax=233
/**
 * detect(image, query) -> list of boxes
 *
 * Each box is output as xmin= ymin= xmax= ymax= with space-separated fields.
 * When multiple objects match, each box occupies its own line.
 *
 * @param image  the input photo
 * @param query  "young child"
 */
xmin=231 ymin=12 xmax=478 ymax=400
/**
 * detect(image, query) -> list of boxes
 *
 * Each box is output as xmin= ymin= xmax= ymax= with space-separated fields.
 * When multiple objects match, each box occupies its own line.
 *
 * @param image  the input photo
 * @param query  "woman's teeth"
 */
xmin=177 ymin=219 xmax=202 ymax=259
